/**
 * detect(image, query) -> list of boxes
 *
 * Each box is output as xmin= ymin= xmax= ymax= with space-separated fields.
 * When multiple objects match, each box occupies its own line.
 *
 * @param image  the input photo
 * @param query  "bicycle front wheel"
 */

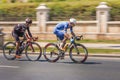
xmin=69 ymin=43 xmax=88 ymax=63
xmin=25 ymin=42 xmax=42 ymax=61
xmin=43 ymin=43 xmax=60 ymax=62
xmin=3 ymin=42 xmax=16 ymax=60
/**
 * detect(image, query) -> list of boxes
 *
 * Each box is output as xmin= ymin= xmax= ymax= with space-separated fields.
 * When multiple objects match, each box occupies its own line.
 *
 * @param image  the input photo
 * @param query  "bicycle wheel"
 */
xmin=69 ymin=43 xmax=88 ymax=63
xmin=43 ymin=43 xmax=60 ymax=62
xmin=3 ymin=42 xmax=16 ymax=60
xmin=25 ymin=42 xmax=42 ymax=61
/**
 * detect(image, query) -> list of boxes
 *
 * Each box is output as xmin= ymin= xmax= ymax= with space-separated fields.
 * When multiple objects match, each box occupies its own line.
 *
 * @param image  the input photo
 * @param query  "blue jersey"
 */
xmin=53 ymin=22 xmax=73 ymax=34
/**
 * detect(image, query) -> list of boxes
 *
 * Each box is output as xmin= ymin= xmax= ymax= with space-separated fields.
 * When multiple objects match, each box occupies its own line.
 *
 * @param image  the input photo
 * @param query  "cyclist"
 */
xmin=53 ymin=18 xmax=76 ymax=51
xmin=12 ymin=18 xmax=34 ymax=58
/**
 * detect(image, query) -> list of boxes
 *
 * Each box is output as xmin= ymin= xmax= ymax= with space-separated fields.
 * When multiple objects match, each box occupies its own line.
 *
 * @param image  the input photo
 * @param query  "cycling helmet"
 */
xmin=69 ymin=18 xmax=76 ymax=24
xmin=25 ymin=18 xmax=32 ymax=24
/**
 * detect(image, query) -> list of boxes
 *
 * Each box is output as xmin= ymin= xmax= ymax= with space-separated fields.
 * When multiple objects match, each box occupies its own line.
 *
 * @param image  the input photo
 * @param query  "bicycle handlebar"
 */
xmin=71 ymin=35 xmax=83 ymax=41
xmin=25 ymin=33 xmax=38 ymax=42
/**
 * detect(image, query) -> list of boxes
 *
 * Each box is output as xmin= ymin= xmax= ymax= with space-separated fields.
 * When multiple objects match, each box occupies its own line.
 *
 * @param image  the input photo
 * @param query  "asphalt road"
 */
xmin=0 ymin=54 xmax=120 ymax=80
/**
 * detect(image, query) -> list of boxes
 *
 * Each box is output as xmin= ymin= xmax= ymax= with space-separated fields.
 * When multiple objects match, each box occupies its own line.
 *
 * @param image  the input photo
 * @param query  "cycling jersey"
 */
xmin=53 ymin=22 xmax=73 ymax=40
xmin=53 ymin=22 xmax=73 ymax=34
xmin=13 ymin=23 xmax=32 ymax=37
xmin=12 ymin=23 xmax=32 ymax=42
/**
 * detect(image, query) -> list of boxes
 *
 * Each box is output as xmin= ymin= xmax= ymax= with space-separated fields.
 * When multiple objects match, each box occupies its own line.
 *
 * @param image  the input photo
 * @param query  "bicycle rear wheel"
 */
xmin=25 ymin=42 xmax=42 ymax=61
xmin=3 ymin=42 xmax=16 ymax=60
xmin=69 ymin=43 xmax=88 ymax=63
xmin=43 ymin=43 xmax=60 ymax=62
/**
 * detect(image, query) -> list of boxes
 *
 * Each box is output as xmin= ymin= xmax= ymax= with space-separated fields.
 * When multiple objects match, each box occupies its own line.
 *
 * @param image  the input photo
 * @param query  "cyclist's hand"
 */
xmin=33 ymin=37 xmax=38 ymax=41
xmin=75 ymin=36 xmax=80 ymax=40
xmin=27 ymin=38 xmax=31 ymax=42
xmin=75 ymin=35 xmax=83 ymax=40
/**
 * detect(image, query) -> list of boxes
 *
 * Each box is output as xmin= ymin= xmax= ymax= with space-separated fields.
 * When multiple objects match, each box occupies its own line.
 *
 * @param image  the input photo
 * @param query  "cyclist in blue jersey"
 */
xmin=53 ymin=18 xmax=76 ymax=50
xmin=12 ymin=18 xmax=34 ymax=58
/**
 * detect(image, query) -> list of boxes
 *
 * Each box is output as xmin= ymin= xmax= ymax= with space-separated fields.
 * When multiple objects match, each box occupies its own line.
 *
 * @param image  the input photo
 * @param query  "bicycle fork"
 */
xmin=72 ymin=44 xmax=80 ymax=55
xmin=28 ymin=42 xmax=35 ymax=52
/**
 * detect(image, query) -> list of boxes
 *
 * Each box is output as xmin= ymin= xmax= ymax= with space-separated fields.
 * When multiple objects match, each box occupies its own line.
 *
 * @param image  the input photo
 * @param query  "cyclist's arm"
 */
xmin=26 ymin=27 xmax=38 ymax=41
xmin=26 ymin=27 xmax=32 ymax=38
xmin=71 ymin=31 xmax=76 ymax=37
xmin=70 ymin=27 xmax=76 ymax=37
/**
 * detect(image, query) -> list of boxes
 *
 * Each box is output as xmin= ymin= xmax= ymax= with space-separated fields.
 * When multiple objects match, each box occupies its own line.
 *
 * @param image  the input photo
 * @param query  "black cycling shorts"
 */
xmin=12 ymin=32 xmax=20 ymax=42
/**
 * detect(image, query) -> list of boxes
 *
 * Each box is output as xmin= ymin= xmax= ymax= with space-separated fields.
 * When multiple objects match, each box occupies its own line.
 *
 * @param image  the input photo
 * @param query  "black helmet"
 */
xmin=25 ymin=18 xmax=32 ymax=24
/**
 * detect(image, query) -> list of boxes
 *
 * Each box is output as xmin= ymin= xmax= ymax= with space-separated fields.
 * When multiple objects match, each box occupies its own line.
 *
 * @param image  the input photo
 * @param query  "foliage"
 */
xmin=1 ymin=0 xmax=7 ymax=3
xmin=0 ymin=3 xmax=39 ymax=21
xmin=28 ymin=0 xmax=79 ymax=2
xmin=11 ymin=0 xmax=16 ymax=3
xmin=0 ymin=0 xmax=120 ymax=21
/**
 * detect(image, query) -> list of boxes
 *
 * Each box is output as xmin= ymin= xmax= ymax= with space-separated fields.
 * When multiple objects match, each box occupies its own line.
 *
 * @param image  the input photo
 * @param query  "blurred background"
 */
xmin=0 ymin=0 xmax=120 ymax=21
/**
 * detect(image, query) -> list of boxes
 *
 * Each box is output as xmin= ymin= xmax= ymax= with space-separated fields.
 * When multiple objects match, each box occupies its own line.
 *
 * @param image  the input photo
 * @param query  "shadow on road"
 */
xmin=52 ymin=61 xmax=102 ymax=65
xmin=13 ymin=59 xmax=102 ymax=65
xmin=83 ymin=61 xmax=102 ymax=64
xmin=39 ymin=60 xmax=48 ymax=62
xmin=18 ymin=59 xmax=48 ymax=62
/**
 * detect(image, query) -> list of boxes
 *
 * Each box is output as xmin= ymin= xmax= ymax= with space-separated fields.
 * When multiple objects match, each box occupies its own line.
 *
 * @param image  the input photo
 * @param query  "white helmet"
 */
xmin=69 ymin=18 xmax=76 ymax=24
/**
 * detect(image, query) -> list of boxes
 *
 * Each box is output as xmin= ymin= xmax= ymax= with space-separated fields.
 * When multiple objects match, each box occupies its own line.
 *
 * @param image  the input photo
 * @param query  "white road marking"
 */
xmin=0 ymin=65 xmax=20 ymax=68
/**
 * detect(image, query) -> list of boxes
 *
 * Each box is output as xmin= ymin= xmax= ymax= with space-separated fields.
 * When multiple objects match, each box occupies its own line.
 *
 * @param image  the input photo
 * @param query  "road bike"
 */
xmin=3 ymin=34 xmax=42 ymax=61
xmin=43 ymin=35 xmax=88 ymax=63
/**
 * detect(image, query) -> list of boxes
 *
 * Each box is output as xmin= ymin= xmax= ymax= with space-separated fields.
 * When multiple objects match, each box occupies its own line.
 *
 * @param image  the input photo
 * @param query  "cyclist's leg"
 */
xmin=62 ymin=33 xmax=69 ymax=48
xmin=23 ymin=34 xmax=27 ymax=40
xmin=56 ymin=31 xmax=64 ymax=47
xmin=20 ymin=34 xmax=26 ymax=44
xmin=12 ymin=32 xmax=21 ymax=58
xmin=56 ymin=31 xmax=69 ymax=50
xmin=56 ymin=32 xmax=70 ymax=59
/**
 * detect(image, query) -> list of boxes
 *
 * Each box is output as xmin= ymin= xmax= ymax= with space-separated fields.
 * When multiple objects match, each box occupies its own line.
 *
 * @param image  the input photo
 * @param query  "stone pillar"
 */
xmin=96 ymin=2 xmax=111 ymax=33
xmin=0 ymin=27 xmax=4 ymax=49
xmin=36 ymin=3 xmax=50 ymax=32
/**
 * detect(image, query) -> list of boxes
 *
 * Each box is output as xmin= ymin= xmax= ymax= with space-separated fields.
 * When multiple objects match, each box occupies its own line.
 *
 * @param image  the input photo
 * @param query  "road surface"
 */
xmin=0 ymin=54 xmax=120 ymax=80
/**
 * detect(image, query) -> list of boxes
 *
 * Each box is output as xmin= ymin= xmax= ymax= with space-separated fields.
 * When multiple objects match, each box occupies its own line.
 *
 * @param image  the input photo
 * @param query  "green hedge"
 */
xmin=0 ymin=3 xmax=39 ymax=21
xmin=0 ymin=0 xmax=120 ymax=21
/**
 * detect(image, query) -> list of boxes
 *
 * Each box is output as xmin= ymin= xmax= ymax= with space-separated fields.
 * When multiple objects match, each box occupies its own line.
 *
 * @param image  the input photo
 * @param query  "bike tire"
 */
xmin=3 ymin=42 xmax=16 ymax=60
xmin=43 ymin=43 xmax=60 ymax=62
xmin=69 ymin=43 xmax=88 ymax=63
xmin=25 ymin=42 xmax=42 ymax=61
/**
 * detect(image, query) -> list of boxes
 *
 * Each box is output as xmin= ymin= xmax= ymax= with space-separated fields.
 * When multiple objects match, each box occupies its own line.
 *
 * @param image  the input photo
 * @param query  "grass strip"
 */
xmin=88 ymin=48 xmax=120 ymax=54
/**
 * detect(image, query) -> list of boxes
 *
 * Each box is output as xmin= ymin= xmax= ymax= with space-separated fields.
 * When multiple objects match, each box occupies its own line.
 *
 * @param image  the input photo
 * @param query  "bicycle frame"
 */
xmin=3 ymin=33 xmax=42 ymax=61
xmin=56 ymin=35 xmax=82 ymax=57
xmin=18 ymin=33 xmax=34 ymax=54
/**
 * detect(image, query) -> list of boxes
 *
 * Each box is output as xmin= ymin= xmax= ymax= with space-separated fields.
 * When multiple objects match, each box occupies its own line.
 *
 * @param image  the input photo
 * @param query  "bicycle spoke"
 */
xmin=3 ymin=42 xmax=16 ymax=60
xmin=70 ymin=44 xmax=88 ymax=63
xmin=44 ymin=43 xmax=60 ymax=62
xmin=25 ymin=42 xmax=42 ymax=61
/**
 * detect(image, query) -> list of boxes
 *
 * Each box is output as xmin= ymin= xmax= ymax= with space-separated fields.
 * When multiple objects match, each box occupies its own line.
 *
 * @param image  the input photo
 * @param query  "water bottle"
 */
xmin=70 ymin=38 xmax=74 ymax=43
